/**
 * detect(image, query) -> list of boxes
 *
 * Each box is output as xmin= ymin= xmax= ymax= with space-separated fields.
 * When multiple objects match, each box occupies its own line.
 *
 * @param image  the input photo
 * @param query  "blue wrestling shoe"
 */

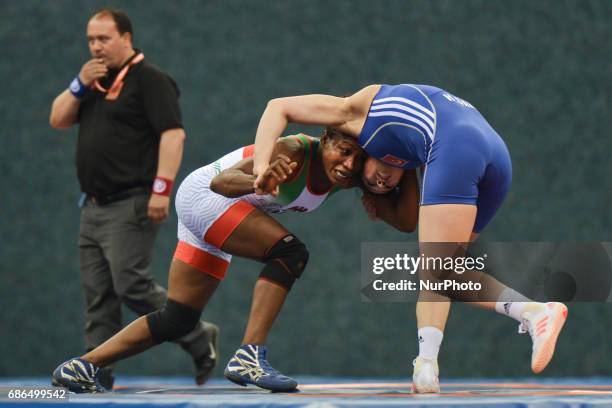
xmin=224 ymin=344 xmax=298 ymax=392
xmin=52 ymin=357 xmax=106 ymax=393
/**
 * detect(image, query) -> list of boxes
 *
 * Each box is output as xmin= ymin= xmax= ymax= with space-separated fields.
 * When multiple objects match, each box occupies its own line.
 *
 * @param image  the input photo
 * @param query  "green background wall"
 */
xmin=1 ymin=0 xmax=610 ymax=378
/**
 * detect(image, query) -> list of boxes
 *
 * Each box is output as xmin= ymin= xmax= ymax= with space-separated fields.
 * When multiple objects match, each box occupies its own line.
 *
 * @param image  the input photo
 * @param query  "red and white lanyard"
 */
xmin=94 ymin=52 xmax=145 ymax=100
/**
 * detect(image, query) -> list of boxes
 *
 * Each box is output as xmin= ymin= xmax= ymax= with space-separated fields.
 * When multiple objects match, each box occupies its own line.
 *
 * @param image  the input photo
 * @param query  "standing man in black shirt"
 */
xmin=49 ymin=9 xmax=218 ymax=388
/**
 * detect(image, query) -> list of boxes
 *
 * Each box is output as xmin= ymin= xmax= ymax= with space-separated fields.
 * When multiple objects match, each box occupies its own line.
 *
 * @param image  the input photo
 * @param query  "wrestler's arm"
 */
xmin=253 ymin=85 xmax=378 ymax=183
xmin=211 ymin=138 xmax=302 ymax=198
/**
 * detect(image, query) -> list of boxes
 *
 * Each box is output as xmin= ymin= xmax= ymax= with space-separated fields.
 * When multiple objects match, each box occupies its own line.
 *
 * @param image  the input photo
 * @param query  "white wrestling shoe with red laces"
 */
xmin=411 ymin=357 xmax=440 ymax=393
xmin=518 ymin=302 xmax=568 ymax=373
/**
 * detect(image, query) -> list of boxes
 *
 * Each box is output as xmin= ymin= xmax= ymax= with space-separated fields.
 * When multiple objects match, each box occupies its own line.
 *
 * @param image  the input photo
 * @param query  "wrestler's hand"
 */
xmin=256 ymin=154 xmax=297 ymax=196
xmin=148 ymin=194 xmax=170 ymax=224
xmin=79 ymin=58 xmax=108 ymax=86
xmin=253 ymin=164 xmax=269 ymax=195
xmin=361 ymin=191 xmax=379 ymax=221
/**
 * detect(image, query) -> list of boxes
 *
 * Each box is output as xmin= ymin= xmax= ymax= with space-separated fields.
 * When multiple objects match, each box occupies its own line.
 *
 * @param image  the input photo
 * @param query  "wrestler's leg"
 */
xmin=221 ymin=208 xmax=302 ymax=345
xmin=216 ymin=207 xmax=304 ymax=391
xmin=82 ymin=258 xmax=221 ymax=366
xmin=416 ymin=204 xmax=477 ymax=331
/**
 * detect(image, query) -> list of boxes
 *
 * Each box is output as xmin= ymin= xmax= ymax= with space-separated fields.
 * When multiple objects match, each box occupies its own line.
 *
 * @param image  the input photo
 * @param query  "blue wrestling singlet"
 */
xmin=358 ymin=84 xmax=512 ymax=232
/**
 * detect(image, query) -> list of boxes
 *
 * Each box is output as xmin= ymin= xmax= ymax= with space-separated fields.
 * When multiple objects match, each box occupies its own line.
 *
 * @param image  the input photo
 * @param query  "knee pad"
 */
xmin=146 ymin=299 xmax=200 ymax=344
xmin=260 ymin=234 xmax=309 ymax=290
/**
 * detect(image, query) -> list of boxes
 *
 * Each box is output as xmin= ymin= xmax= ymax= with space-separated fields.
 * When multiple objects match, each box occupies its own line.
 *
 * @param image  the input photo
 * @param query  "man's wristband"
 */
xmin=69 ymin=76 xmax=88 ymax=99
xmin=152 ymin=177 xmax=174 ymax=196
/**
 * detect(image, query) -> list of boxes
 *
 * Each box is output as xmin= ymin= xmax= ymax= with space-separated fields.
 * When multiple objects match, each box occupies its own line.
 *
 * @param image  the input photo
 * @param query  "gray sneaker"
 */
xmin=97 ymin=367 xmax=115 ymax=390
xmin=179 ymin=321 xmax=220 ymax=385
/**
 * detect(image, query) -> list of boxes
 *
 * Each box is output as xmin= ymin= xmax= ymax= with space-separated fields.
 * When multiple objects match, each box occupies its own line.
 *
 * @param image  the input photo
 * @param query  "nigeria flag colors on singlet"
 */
xmin=211 ymin=134 xmax=337 ymax=214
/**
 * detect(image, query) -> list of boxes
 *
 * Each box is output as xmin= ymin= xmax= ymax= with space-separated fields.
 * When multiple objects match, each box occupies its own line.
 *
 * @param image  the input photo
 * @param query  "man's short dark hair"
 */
xmin=91 ymin=8 xmax=133 ymax=37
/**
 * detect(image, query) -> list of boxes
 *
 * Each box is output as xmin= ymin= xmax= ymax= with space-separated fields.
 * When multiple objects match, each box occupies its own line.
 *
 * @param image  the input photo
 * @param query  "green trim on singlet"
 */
xmin=274 ymin=134 xmax=315 ymax=206
xmin=213 ymin=161 xmax=221 ymax=175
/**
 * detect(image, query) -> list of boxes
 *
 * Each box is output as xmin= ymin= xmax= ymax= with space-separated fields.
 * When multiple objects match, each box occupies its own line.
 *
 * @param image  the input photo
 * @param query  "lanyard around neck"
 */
xmin=94 ymin=52 xmax=145 ymax=100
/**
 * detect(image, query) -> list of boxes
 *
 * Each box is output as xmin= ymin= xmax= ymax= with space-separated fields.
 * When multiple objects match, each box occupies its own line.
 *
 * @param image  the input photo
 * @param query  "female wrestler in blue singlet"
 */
xmin=252 ymin=84 xmax=568 ymax=393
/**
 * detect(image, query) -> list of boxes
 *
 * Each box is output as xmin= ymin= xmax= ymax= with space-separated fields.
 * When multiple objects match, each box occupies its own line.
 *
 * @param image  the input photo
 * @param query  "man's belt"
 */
xmin=87 ymin=186 xmax=151 ymax=206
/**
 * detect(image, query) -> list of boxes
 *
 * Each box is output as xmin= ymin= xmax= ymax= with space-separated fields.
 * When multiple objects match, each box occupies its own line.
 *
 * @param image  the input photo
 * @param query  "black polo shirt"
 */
xmin=76 ymin=52 xmax=182 ymax=197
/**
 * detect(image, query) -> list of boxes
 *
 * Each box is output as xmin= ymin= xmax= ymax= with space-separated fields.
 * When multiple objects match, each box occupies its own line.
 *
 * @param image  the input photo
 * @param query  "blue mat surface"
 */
xmin=1 ymin=377 xmax=612 ymax=407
